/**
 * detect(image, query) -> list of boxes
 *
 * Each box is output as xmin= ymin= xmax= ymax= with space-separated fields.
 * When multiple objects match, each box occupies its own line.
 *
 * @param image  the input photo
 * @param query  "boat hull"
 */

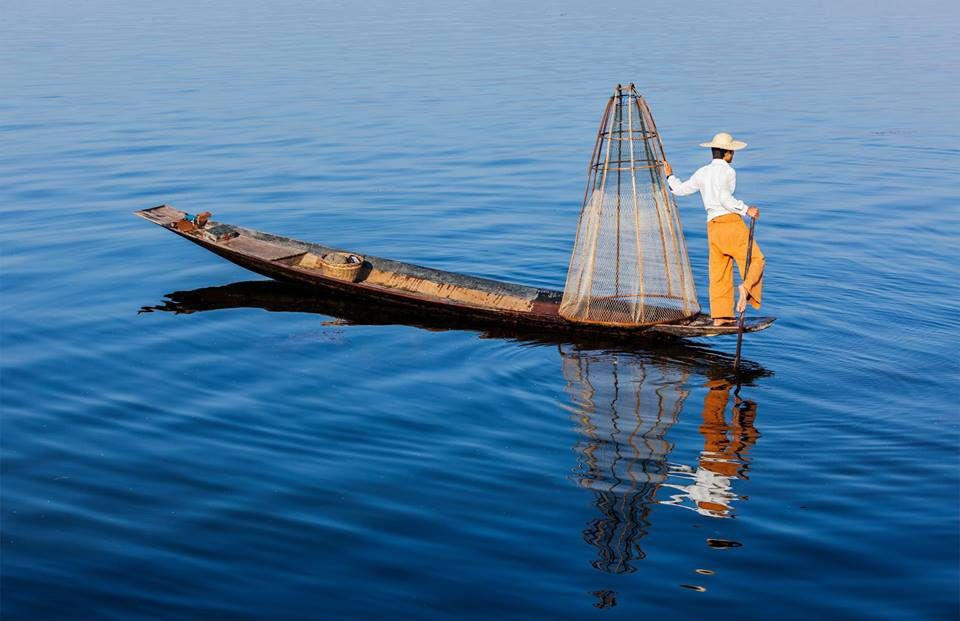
xmin=135 ymin=205 xmax=776 ymax=338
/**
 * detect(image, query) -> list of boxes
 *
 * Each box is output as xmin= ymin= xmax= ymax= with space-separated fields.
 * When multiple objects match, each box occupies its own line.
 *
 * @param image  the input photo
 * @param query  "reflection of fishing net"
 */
xmin=560 ymin=346 xmax=691 ymax=573
xmin=561 ymin=347 xmax=689 ymax=496
xmin=560 ymin=84 xmax=699 ymax=326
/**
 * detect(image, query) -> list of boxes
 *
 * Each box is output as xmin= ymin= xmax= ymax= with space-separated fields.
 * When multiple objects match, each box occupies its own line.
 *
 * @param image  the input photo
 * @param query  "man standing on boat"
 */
xmin=662 ymin=133 xmax=764 ymax=327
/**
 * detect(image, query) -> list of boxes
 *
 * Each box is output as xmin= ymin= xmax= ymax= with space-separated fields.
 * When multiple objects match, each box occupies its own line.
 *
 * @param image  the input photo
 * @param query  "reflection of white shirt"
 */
xmin=667 ymin=159 xmax=749 ymax=221
xmin=686 ymin=467 xmax=733 ymax=507
xmin=660 ymin=463 xmax=736 ymax=518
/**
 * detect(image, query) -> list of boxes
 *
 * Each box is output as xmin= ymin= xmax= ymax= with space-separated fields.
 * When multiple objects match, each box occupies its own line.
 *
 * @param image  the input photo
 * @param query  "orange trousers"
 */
xmin=706 ymin=214 xmax=765 ymax=319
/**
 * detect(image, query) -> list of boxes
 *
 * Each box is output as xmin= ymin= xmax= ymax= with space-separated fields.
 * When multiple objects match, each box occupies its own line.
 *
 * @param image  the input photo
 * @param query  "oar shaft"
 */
xmin=733 ymin=217 xmax=757 ymax=372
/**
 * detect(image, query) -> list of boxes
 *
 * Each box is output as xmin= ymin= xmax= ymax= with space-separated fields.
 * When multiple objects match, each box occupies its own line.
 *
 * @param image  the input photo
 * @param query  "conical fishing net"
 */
xmin=560 ymin=84 xmax=699 ymax=326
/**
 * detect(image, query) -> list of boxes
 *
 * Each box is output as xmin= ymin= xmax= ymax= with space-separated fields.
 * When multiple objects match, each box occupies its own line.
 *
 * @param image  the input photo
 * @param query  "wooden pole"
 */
xmin=733 ymin=217 xmax=757 ymax=373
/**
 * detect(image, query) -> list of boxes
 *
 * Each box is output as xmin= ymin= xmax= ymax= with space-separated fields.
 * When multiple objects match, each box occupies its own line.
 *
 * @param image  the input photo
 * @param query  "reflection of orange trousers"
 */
xmin=707 ymin=214 xmax=765 ymax=319
xmin=700 ymin=380 xmax=760 ymax=478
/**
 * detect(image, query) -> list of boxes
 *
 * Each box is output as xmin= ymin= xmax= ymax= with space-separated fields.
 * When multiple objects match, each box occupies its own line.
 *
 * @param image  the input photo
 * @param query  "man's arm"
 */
xmin=663 ymin=161 xmax=699 ymax=196
xmin=719 ymin=169 xmax=758 ymax=218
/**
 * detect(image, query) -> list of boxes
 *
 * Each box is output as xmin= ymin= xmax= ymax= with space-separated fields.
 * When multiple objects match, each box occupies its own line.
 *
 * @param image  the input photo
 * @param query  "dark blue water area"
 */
xmin=2 ymin=1 xmax=959 ymax=619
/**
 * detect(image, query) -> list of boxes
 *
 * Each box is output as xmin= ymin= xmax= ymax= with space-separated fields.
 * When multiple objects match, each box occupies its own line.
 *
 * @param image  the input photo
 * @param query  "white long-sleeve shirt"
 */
xmin=667 ymin=159 xmax=749 ymax=221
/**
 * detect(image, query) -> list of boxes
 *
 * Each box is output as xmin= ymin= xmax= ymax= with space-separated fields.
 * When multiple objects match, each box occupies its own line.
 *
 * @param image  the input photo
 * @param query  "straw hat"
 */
xmin=700 ymin=132 xmax=747 ymax=150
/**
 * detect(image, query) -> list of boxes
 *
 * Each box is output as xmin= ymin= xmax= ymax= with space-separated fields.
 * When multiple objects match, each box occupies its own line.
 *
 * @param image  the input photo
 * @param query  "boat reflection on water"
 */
xmin=142 ymin=280 xmax=770 ymax=576
xmin=141 ymin=280 xmax=774 ymax=359
xmin=561 ymin=345 xmax=764 ymax=574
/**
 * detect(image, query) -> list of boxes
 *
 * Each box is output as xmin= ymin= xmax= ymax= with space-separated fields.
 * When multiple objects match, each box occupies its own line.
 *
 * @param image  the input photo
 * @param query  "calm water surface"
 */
xmin=2 ymin=1 xmax=959 ymax=619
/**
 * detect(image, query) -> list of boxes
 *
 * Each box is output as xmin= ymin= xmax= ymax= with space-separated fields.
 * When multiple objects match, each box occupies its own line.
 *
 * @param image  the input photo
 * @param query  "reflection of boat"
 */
xmin=135 ymin=205 xmax=775 ymax=339
xmin=561 ymin=346 xmax=762 ymax=573
xmin=143 ymin=280 xmax=767 ymax=574
xmin=140 ymin=280 xmax=772 ymax=375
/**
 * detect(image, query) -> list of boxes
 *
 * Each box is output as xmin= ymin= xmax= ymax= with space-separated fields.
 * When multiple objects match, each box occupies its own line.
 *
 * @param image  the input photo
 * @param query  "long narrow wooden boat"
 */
xmin=135 ymin=205 xmax=775 ymax=338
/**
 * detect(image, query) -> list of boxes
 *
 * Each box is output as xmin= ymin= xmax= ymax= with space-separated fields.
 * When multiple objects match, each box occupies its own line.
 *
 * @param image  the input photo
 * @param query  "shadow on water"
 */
xmin=142 ymin=279 xmax=770 ymax=580
xmin=561 ymin=346 xmax=762 ymax=575
xmin=139 ymin=279 xmax=774 ymax=380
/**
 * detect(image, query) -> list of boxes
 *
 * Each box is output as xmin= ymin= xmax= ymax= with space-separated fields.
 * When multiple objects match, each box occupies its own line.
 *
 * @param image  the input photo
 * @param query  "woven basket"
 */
xmin=317 ymin=252 xmax=364 ymax=282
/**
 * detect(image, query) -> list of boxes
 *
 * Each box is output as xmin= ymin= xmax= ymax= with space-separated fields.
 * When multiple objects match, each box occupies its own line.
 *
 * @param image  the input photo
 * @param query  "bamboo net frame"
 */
xmin=560 ymin=84 xmax=699 ymax=327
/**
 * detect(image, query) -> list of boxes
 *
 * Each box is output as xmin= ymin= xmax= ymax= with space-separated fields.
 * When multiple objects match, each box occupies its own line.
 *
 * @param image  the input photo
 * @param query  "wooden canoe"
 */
xmin=135 ymin=205 xmax=776 ymax=338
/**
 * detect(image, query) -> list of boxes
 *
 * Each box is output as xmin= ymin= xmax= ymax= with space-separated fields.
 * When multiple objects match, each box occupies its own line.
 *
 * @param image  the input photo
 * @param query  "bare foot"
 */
xmin=736 ymin=284 xmax=748 ymax=314
xmin=712 ymin=318 xmax=736 ymax=327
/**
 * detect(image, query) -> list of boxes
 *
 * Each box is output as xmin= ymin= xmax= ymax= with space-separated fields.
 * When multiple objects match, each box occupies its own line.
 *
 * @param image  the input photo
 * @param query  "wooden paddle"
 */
xmin=733 ymin=216 xmax=757 ymax=373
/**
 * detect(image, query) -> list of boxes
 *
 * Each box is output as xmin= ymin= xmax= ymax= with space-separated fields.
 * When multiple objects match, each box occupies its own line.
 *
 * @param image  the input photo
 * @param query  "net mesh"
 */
xmin=560 ymin=85 xmax=699 ymax=326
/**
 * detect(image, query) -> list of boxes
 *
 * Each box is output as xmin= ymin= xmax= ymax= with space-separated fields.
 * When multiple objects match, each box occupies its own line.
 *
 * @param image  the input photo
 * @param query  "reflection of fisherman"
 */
xmin=662 ymin=133 xmax=765 ymax=326
xmin=563 ymin=347 xmax=763 ymax=573
xmin=662 ymin=380 xmax=759 ymax=518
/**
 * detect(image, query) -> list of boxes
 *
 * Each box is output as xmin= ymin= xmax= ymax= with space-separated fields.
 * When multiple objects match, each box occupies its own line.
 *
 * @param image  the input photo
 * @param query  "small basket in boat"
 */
xmin=310 ymin=251 xmax=364 ymax=282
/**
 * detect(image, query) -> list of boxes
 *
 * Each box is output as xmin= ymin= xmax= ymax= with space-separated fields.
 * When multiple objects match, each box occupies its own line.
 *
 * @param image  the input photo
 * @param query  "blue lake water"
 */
xmin=2 ymin=1 xmax=959 ymax=619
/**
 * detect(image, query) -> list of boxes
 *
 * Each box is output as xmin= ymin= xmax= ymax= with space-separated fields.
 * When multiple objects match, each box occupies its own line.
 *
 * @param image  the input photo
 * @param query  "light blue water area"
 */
xmin=2 ymin=1 xmax=958 ymax=619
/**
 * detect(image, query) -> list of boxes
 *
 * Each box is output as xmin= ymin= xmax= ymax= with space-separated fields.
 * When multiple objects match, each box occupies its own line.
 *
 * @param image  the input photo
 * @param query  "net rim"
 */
xmin=557 ymin=307 xmax=699 ymax=328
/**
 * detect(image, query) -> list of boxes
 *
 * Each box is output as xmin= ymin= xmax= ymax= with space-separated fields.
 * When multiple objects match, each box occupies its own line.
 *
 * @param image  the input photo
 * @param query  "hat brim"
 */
xmin=700 ymin=140 xmax=748 ymax=150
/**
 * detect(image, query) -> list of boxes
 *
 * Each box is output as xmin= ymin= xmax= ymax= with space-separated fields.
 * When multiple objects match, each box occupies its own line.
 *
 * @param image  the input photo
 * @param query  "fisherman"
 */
xmin=663 ymin=133 xmax=764 ymax=327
